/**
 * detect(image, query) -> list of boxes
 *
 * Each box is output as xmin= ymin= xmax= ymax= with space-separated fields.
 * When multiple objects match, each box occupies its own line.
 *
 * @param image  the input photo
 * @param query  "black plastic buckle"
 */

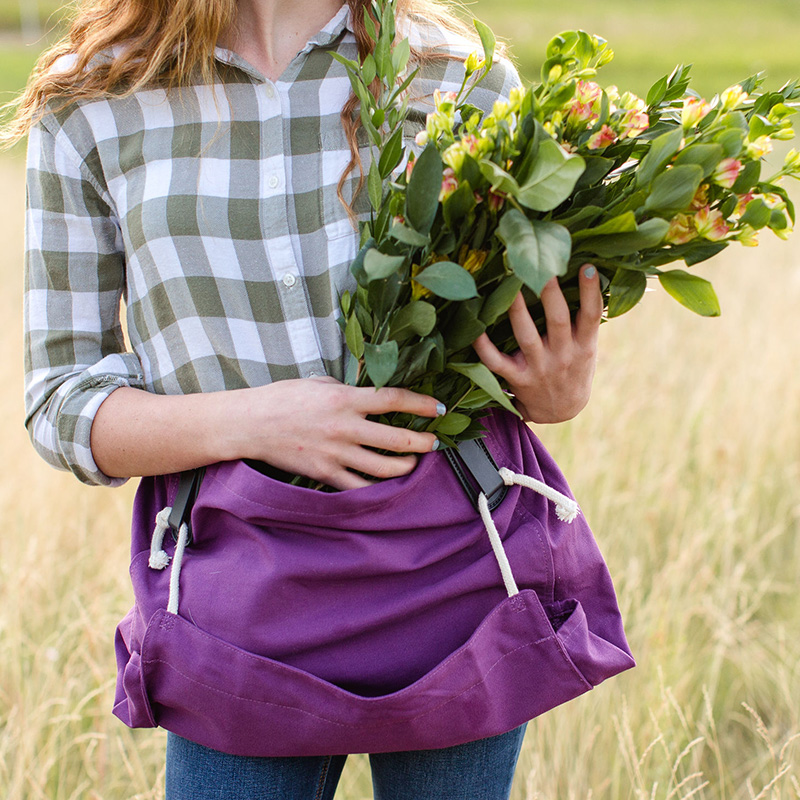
xmin=444 ymin=438 xmax=508 ymax=512
xmin=168 ymin=468 xmax=205 ymax=545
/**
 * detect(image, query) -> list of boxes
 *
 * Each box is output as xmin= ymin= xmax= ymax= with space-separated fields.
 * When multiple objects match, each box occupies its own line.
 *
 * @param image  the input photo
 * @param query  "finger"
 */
xmin=539 ymin=277 xmax=572 ymax=352
xmin=343 ymin=448 xmax=419 ymax=482
xmin=472 ymin=332 xmax=519 ymax=380
xmin=506 ymin=292 xmax=543 ymax=356
xmin=352 ymin=386 xmax=445 ymax=418
xmin=575 ymin=264 xmax=603 ymax=347
xmin=357 ymin=419 xmax=439 ymax=454
xmin=327 ymin=469 xmax=375 ymax=491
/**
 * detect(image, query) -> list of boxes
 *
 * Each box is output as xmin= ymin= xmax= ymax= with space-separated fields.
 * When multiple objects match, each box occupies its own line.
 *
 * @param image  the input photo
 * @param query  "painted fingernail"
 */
xmin=436 ymin=402 xmax=447 ymax=416
xmin=432 ymin=438 xmax=442 ymax=451
xmin=583 ymin=265 xmax=597 ymax=279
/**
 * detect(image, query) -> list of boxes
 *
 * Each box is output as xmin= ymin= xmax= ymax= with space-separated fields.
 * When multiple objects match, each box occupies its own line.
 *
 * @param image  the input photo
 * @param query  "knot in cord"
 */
xmin=148 ymin=506 xmax=190 ymax=615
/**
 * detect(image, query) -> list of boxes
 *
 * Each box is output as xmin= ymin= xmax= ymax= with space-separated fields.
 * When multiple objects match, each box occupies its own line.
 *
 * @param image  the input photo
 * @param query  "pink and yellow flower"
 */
xmin=746 ymin=135 xmax=772 ymax=159
xmin=587 ymin=124 xmax=618 ymax=150
xmin=712 ymin=158 xmax=743 ymax=189
xmin=720 ymin=85 xmax=748 ymax=111
xmin=439 ymin=167 xmax=459 ymax=201
xmin=737 ymin=225 xmax=760 ymax=247
xmin=666 ymin=214 xmax=696 ymax=245
xmin=681 ymin=98 xmax=712 ymax=129
xmin=694 ymin=206 xmax=730 ymax=241
xmin=690 ymin=184 xmax=710 ymax=211
xmin=487 ymin=188 xmax=506 ymax=213
xmin=735 ymin=190 xmax=756 ymax=216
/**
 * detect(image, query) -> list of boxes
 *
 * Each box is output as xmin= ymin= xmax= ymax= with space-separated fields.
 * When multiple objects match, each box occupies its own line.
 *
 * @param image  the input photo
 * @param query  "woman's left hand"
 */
xmin=472 ymin=264 xmax=603 ymax=424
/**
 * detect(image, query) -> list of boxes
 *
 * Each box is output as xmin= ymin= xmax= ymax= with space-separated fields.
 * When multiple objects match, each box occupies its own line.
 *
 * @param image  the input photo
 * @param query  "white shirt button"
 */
xmin=264 ymin=83 xmax=276 ymax=99
xmin=308 ymin=370 xmax=319 ymax=377
xmin=268 ymin=174 xmax=280 ymax=189
xmin=282 ymin=273 xmax=297 ymax=288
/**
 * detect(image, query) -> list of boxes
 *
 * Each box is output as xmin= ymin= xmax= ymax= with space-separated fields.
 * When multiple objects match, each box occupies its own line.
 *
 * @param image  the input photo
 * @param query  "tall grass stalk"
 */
xmin=1 ymin=150 xmax=798 ymax=796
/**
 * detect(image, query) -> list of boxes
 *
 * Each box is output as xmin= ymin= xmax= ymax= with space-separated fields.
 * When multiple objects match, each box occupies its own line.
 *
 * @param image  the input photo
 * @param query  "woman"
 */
xmin=16 ymin=0 xmax=603 ymax=796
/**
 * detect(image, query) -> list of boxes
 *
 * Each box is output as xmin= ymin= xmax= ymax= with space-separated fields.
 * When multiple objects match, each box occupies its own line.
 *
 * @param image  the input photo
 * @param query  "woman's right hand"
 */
xmin=91 ymin=378 xmax=444 ymax=490
xmin=225 ymin=377 xmax=443 ymax=490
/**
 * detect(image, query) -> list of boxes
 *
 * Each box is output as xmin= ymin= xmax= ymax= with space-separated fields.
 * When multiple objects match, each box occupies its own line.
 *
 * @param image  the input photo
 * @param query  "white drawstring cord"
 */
xmin=479 ymin=468 xmax=580 ymax=598
xmin=478 ymin=493 xmax=520 ymax=597
xmin=149 ymin=507 xmax=172 ymax=570
xmin=148 ymin=506 xmax=190 ymax=615
xmin=167 ymin=522 xmax=190 ymax=615
xmin=498 ymin=468 xmax=580 ymax=523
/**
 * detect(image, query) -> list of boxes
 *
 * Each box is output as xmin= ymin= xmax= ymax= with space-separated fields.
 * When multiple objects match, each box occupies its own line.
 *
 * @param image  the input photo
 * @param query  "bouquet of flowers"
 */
xmin=333 ymin=0 xmax=800 ymax=447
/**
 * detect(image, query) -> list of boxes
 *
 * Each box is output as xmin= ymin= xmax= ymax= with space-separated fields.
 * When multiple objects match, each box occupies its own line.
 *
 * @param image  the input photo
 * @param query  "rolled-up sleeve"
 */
xmin=24 ymin=119 xmax=144 ymax=486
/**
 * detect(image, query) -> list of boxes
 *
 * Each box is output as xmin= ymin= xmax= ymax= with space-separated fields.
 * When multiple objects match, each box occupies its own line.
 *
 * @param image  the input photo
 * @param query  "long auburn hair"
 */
xmin=4 ymin=0 xmax=478 ymax=200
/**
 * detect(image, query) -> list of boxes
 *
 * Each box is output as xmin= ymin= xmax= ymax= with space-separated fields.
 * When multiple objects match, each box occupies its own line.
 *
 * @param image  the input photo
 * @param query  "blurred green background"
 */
xmin=1 ymin=0 xmax=798 ymax=104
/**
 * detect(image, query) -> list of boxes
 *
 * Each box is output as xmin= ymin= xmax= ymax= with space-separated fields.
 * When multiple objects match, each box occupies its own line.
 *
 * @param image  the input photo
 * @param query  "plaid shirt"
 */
xmin=24 ymin=5 xmax=520 ymax=486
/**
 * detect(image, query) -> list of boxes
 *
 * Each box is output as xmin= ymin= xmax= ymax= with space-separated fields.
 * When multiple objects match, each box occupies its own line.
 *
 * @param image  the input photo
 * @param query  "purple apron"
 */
xmin=113 ymin=410 xmax=634 ymax=756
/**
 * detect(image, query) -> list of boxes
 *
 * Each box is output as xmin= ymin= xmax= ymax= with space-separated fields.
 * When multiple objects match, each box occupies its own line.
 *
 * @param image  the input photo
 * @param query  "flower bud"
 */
xmin=736 ymin=225 xmax=759 ymax=247
xmin=720 ymin=85 xmax=748 ymax=111
xmin=439 ymin=167 xmax=459 ymax=201
xmin=682 ymin=98 xmax=712 ymax=129
xmin=712 ymin=158 xmax=743 ymax=189
xmin=587 ymin=124 xmax=618 ymax=150
xmin=415 ymin=130 xmax=429 ymax=147
xmin=784 ymin=148 xmax=800 ymax=175
xmin=746 ymin=135 xmax=773 ymax=158
xmin=666 ymin=214 xmax=696 ymax=245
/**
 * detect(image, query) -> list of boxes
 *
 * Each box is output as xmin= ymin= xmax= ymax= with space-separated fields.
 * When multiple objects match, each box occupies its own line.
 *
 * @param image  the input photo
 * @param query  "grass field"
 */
xmin=1 ymin=1 xmax=799 ymax=798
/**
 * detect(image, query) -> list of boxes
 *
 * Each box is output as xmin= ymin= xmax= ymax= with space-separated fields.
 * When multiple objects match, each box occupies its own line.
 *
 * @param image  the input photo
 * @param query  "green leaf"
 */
xmin=413 ymin=261 xmax=479 ymax=300
xmin=389 ymin=301 xmax=437 ymax=341
xmin=516 ymin=139 xmax=586 ymax=212
xmin=644 ymin=164 xmax=704 ymax=216
xmin=473 ymin=18 xmax=496 ymax=69
xmin=388 ymin=222 xmax=430 ymax=247
xmin=345 ymin=313 xmax=364 ymax=359
xmin=658 ymin=270 xmax=720 ymax=316
xmin=392 ymin=37 xmax=411 ymax=75
xmin=364 ymin=249 xmax=406 ymax=281
xmin=739 ymin=197 xmax=772 ymax=229
xmin=456 ymin=387 xmax=493 ymax=410
xmin=607 ymin=269 xmax=647 ymax=318
xmin=496 ymin=209 xmax=571 ymax=295
xmin=713 ymin=128 xmax=745 ymax=158
xmin=442 ymin=182 xmax=477 ymax=227
xmin=434 ymin=412 xmax=472 ymax=436
xmin=479 ymin=275 xmax=523 ymax=325
xmin=361 ymin=53 xmax=377 ymax=86
xmin=448 ymin=361 xmax=521 ymax=417
xmin=732 ymin=160 xmax=761 ymax=194
xmin=636 ymin=127 xmax=684 ymax=188
xmin=479 ymin=160 xmax=520 ymax=195
xmin=368 ymin=158 xmax=383 ymax=212
xmin=571 ymin=211 xmax=637 ymax=240
xmin=646 ymin=75 xmax=668 ymax=107
xmin=576 ymin=218 xmax=670 ymax=257
xmin=673 ymin=143 xmax=725 ymax=179
xmin=406 ymin=145 xmax=443 ymax=234
xmin=442 ymin=300 xmax=486 ymax=352
xmin=378 ymin=126 xmax=405 ymax=179
xmin=364 ymin=340 xmax=399 ymax=389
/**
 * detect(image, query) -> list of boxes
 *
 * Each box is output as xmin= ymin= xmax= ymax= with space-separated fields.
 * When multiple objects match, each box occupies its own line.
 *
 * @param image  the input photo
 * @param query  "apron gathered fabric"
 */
xmin=113 ymin=410 xmax=634 ymax=756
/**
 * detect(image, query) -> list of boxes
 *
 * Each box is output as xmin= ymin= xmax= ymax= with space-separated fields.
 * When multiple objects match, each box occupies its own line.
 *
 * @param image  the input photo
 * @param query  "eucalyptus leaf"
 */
xmin=364 ymin=249 xmax=406 ymax=282
xmin=389 ymin=222 xmax=430 ymax=247
xmin=659 ymin=270 xmax=721 ymax=316
xmin=479 ymin=275 xmax=523 ymax=325
xmin=496 ymin=209 xmax=571 ymax=295
xmin=413 ymin=261 xmax=479 ymax=300
xmin=434 ymin=412 xmax=472 ymax=436
xmin=516 ymin=139 xmax=586 ymax=212
xmin=607 ymin=269 xmax=647 ymax=318
xmin=673 ymin=143 xmax=725 ymax=179
xmin=364 ymin=340 xmax=399 ymax=389
xmin=389 ymin=301 xmax=437 ymax=341
xmin=576 ymin=218 xmax=670 ymax=257
xmin=571 ymin=211 xmax=637 ymax=240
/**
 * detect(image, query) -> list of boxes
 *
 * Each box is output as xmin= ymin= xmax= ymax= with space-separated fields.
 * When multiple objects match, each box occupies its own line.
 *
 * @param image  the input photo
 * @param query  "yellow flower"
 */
xmin=459 ymin=246 xmax=489 ymax=275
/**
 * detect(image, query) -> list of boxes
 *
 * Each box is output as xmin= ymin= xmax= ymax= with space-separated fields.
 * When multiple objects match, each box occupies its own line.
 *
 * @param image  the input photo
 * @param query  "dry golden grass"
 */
xmin=1 ymin=151 xmax=798 ymax=798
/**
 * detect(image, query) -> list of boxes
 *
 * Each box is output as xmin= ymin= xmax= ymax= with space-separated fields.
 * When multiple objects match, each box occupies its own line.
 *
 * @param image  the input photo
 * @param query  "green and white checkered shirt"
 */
xmin=24 ymin=5 xmax=520 ymax=485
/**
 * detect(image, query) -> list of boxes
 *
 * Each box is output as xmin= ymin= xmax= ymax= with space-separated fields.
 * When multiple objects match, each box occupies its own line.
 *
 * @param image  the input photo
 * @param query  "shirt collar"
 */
xmin=214 ymin=4 xmax=353 ymax=81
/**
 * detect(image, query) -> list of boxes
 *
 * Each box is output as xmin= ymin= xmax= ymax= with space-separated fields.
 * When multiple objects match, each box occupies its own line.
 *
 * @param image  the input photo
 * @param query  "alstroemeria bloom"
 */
xmin=459 ymin=246 xmax=489 ymax=274
xmin=415 ymin=130 xmax=429 ymax=147
xmin=690 ymin=184 xmax=710 ymax=211
xmin=587 ymin=124 xmax=618 ymax=150
xmin=567 ymin=101 xmax=596 ymax=127
xmin=720 ymin=85 xmax=748 ymax=111
xmin=575 ymin=80 xmax=604 ymax=106
xmin=694 ymin=206 xmax=730 ymax=241
xmin=746 ymin=135 xmax=772 ymax=158
xmin=434 ymin=89 xmax=458 ymax=112
xmin=682 ymin=98 xmax=712 ymax=129
xmin=620 ymin=103 xmax=649 ymax=139
xmin=737 ymin=225 xmax=760 ymax=247
xmin=439 ymin=167 xmax=459 ymax=201
xmin=735 ymin=190 xmax=756 ymax=216
xmin=666 ymin=214 xmax=696 ymax=245
xmin=712 ymin=158 xmax=743 ymax=189
xmin=487 ymin=188 xmax=506 ymax=213
xmin=784 ymin=148 xmax=800 ymax=175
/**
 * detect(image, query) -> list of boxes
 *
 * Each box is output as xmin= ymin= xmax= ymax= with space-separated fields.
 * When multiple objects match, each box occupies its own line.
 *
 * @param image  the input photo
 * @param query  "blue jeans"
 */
xmin=165 ymin=725 xmax=527 ymax=799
